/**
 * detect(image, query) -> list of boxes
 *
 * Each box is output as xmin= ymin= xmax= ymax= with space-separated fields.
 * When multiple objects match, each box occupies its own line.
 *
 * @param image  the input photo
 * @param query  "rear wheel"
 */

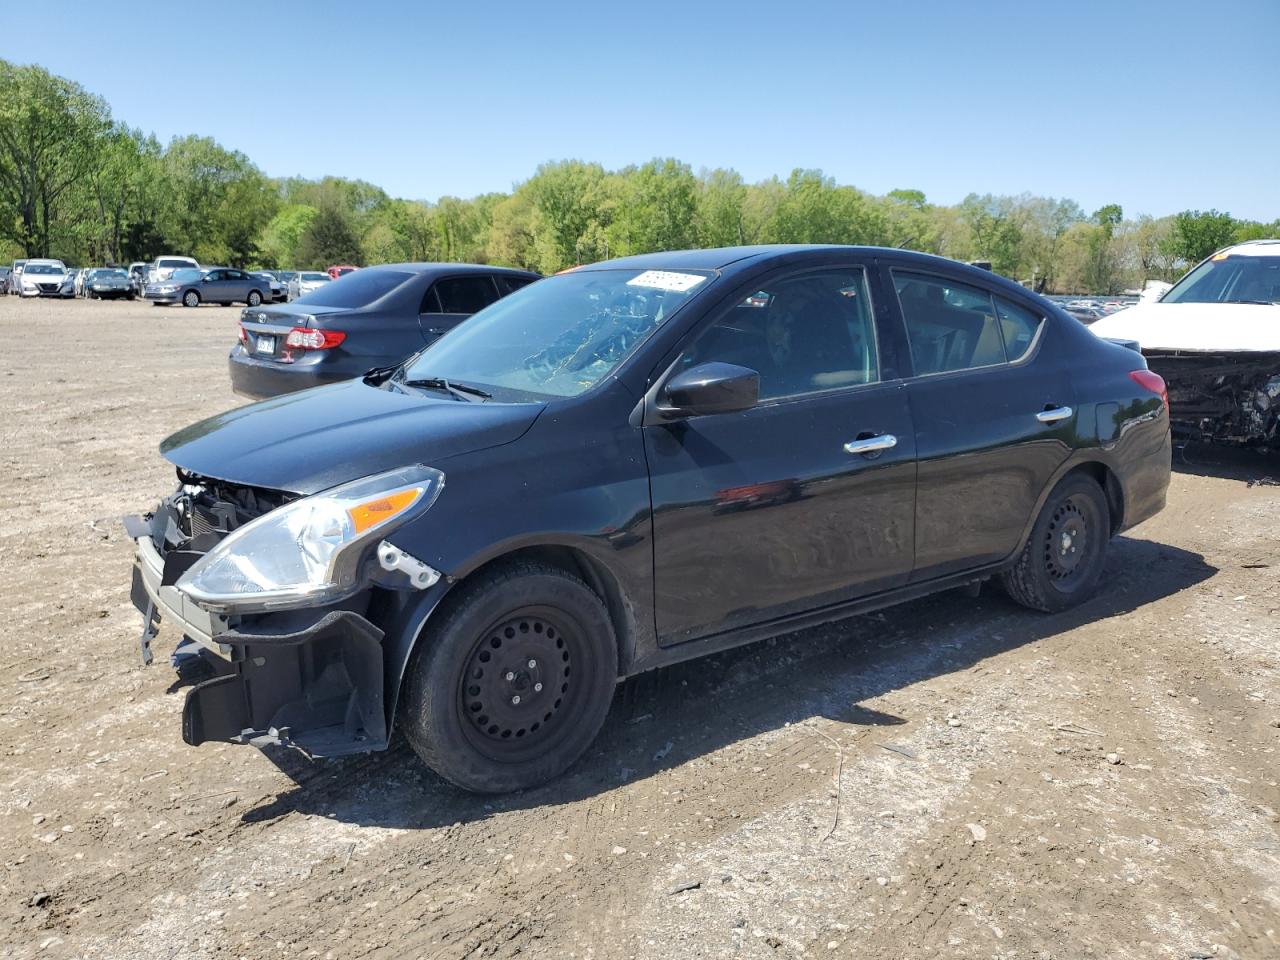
xmin=182 ymin=290 xmax=200 ymax=308
xmin=400 ymin=561 xmax=618 ymax=793
xmin=246 ymin=290 xmax=262 ymax=307
xmin=1000 ymin=474 xmax=1109 ymax=612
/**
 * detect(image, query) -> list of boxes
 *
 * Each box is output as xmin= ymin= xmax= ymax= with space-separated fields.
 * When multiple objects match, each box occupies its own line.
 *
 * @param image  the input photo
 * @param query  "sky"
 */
xmin=4 ymin=0 xmax=1278 ymax=220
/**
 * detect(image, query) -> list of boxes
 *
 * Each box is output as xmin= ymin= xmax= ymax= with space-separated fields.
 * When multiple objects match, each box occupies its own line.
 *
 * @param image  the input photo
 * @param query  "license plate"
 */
xmin=255 ymin=335 xmax=275 ymax=354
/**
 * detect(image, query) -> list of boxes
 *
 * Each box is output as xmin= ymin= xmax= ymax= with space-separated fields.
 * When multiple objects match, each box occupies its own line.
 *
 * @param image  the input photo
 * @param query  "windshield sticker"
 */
xmin=626 ymin=270 xmax=706 ymax=293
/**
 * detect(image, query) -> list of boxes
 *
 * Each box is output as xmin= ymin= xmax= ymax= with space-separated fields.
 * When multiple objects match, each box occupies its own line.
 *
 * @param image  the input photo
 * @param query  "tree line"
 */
xmin=2 ymin=59 xmax=1277 ymax=293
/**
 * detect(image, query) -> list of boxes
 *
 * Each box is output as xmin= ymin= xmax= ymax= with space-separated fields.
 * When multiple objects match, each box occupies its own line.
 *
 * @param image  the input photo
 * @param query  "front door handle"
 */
xmin=1036 ymin=405 xmax=1073 ymax=423
xmin=844 ymin=433 xmax=898 ymax=455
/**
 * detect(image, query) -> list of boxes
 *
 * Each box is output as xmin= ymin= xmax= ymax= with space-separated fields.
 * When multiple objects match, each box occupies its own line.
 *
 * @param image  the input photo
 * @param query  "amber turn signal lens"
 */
xmin=347 ymin=488 xmax=420 ymax=535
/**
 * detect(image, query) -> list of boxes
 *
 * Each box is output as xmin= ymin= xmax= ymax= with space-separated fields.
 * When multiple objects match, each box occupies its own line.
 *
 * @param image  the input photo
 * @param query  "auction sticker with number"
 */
xmin=625 ymin=270 xmax=707 ymax=293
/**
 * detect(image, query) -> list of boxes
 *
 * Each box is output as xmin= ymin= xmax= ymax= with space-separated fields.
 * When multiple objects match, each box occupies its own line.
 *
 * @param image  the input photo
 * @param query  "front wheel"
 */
xmin=999 ymin=474 xmax=1109 ymax=612
xmin=182 ymin=290 xmax=200 ymax=308
xmin=400 ymin=561 xmax=618 ymax=793
xmin=246 ymin=290 xmax=262 ymax=307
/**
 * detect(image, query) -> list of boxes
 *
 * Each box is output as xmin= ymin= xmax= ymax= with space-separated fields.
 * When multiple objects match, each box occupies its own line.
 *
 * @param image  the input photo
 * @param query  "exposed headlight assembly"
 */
xmin=177 ymin=465 xmax=444 ymax=613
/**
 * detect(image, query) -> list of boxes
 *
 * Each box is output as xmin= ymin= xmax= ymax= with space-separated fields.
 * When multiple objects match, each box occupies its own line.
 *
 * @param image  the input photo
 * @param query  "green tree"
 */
xmin=296 ymin=203 xmax=362 ymax=268
xmin=258 ymin=204 xmax=318 ymax=267
xmin=0 ymin=60 xmax=110 ymax=256
xmin=1164 ymin=209 xmax=1238 ymax=264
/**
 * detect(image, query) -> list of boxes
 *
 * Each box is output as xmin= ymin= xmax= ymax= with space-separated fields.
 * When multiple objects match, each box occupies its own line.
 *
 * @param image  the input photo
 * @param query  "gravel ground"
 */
xmin=1 ymin=296 xmax=1278 ymax=960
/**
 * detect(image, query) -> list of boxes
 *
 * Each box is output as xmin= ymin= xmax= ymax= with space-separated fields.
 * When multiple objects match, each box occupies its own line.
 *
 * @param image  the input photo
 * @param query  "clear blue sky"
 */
xmin=4 ymin=0 xmax=1278 ymax=219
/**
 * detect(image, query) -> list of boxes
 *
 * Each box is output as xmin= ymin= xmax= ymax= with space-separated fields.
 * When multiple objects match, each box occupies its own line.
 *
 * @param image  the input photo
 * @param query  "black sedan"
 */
xmin=143 ymin=267 xmax=271 ymax=308
xmin=126 ymin=245 xmax=1171 ymax=794
xmin=228 ymin=263 xmax=540 ymax=399
xmin=84 ymin=267 xmax=135 ymax=299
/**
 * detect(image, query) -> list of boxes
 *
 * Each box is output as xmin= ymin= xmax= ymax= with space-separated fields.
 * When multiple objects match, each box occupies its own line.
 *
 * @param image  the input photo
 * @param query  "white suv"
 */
xmin=146 ymin=256 xmax=200 ymax=286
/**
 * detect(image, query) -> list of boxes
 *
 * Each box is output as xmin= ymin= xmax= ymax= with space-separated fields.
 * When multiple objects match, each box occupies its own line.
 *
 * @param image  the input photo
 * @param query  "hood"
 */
xmin=160 ymin=378 xmax=544 ymax=495
xmin=1089 ymin=301 xmax=1280 ymax=352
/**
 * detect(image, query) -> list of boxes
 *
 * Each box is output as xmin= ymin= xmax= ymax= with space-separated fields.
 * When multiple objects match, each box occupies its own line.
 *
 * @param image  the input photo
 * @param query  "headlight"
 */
xmin=176 ymin=465 xmax=445 ymax=613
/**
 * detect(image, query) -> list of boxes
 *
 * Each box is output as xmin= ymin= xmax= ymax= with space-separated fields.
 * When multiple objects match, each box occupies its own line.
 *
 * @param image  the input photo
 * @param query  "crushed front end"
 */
xmin=1143 ymin=350 xmax=1280 ymax=448
xmin=126 ymin=467 xmax=444 ymax=758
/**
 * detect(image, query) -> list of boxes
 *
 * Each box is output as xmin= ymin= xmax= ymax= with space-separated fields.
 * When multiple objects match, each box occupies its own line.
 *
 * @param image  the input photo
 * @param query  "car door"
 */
xmin=417 ymin=274 xmax=501 ymax=344
xmin=224 ymin=269 xmax=250 ymax=303
xmin=644 ymin=263 xmax=917 ymax=647
xmin=886 ymin=267 xmax=1076 ymax=581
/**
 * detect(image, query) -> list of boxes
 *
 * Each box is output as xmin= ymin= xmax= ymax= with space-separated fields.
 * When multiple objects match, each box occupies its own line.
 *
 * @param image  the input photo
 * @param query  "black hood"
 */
xmin=161 ymin=379 xmax=543 ymax=494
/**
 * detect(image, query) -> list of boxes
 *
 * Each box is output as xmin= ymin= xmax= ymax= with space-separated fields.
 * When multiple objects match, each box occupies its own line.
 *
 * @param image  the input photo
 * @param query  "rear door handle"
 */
xmin=1036 ymin=405 xmax=1073 ymax=423
xmin=844 ymin=434 xmax=898 ymax=455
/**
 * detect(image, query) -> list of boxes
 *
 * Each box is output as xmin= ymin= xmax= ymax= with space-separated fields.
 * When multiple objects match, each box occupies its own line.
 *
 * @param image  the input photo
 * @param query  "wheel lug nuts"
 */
xmin=534 ymin=682 xmax=543 ymax=692
xmin=505 ymin=671 xmax=515 ymax=681
xmin=511 ymin=695 xmax=521 ymax=705
xmin=528 ymin=659 xmax=537 ymax=669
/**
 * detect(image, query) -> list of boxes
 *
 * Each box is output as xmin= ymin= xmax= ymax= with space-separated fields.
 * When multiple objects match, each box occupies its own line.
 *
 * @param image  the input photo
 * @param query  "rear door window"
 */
xmin=496 ymin=274 xmax=536 ymax=297
xmin=430 ymin=276 xmax=500 ymax=314
xmin=993 ymin=297 xmax=1043 ymax=362
xmin=892 ymin=272 xmax=1008 ymax=375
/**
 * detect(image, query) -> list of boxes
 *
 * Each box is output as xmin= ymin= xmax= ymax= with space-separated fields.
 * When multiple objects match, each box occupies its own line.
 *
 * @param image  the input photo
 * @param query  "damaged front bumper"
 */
xmin=126 ymin=482 xmax=442 ymax=759
xmin=1143 ymin=350 xmax=1280 ymax=447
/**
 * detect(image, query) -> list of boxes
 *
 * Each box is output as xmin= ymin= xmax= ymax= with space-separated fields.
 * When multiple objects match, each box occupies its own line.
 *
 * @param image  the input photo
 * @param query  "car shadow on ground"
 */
xmin=1173 ymin=441 xmax=1280 ymax=483
xmin=240 ymin=534 xmax=1215 ymax=831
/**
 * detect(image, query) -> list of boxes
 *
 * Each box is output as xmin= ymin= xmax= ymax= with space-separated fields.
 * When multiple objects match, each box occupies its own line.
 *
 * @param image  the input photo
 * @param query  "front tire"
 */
xmin=1000 ymin=474 xmax=1109 ymax=612
xmin=246 ymin=290 xmax=262 ymax=307
xmin=400 ymin=561 xmax=618 ymax=793
xmin=182 ymin=290 xmax=200 ymax=308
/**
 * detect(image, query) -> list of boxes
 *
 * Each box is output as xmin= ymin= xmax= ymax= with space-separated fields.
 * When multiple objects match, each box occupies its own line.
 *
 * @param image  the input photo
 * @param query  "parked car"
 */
xmin=143 ymin=267 xmax=271 ymax=307
xmin=7 ymin=259 xmax=26 ymax=294
xmin=327 ymin=264 xmax=358 ymax=280
xmin=84 ymin=267 xmax=135 ymax=299
xmin=287 ymin=270 xmax=331 ymax=301
xmin=231 ymin=263 xmax=539 ymax=398
xmin=126 ymin=244 xmax=1171 ymax=794
xmin=0 ymin=266 xmax=9 ymax=293
xmin=146 ymin=256 xmax=200 ymax=286
xmin=1090 ymin=239 xmax=1280 ymax=448
xmin=18 ymin=259 xmax=75 ymax=297
xmin=251 ymin=271 xmax=287 ymax=302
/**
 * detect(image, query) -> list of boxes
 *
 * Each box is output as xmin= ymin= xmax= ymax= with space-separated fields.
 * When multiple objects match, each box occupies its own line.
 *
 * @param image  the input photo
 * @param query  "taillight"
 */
xmin=237 ymin=324 xmax=248 ymax=344
xmin=1129 ymin=369 xmax=1168 ymax=409
xmin=285 ymin=327 xmax=346 ymax=350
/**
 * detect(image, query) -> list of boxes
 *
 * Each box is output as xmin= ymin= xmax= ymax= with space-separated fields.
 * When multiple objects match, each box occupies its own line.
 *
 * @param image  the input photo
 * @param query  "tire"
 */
xmin=400 ymin=560 xmax=618 ymax=793
xmin=999 ymin=474 xmax=1109 ymax=613
xmin=246 ymin=290 xmax=262 ymax=307
xmin=182 ymin=290 xmax=200 ymax=308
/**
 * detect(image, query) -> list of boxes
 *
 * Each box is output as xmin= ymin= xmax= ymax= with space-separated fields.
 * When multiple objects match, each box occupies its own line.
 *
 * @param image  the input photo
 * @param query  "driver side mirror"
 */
xmin=658 ymin=362 xmax=759 ymax=418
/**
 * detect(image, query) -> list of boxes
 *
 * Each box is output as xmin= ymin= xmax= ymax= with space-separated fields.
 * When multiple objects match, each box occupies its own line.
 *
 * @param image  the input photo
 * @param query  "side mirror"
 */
xmin=659 ymin=362 xmax=759 ymax=418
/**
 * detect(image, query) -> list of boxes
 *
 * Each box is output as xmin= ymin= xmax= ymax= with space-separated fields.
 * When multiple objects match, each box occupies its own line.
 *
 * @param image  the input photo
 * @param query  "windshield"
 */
xmin=295 ymin=269 xmax=410 ymax=308
xmin=402 ymin=268 xmax=712 ymax=399
xmin=1162 ymin=254 xmax=1280 ymax=305
xmin=300 ymin=272 xmax=329 ymax=283
xmin=25 ymin=263 xmax=64 ymax=275
xmin=171 ymin=269 xmax=204 ymax=283
xmin=96 ymin=269 xmax=127 ymax=279
xmin=157 ymin=258 xmax=194 ymax=269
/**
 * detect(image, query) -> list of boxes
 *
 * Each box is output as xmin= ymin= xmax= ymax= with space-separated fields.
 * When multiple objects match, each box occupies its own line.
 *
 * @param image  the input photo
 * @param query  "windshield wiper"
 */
xmin=1221 ymin=299 xmax=1279 ymax=305
xmin=400 ymin=377 xmax=492 ymax=402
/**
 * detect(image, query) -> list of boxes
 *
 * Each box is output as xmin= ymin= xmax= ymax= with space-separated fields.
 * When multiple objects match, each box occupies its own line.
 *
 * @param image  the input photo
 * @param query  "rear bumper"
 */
xmin=228 ymin=350 xmax=350 ymax=400
xmin=128 ymin=517 xmax=391 ymax=757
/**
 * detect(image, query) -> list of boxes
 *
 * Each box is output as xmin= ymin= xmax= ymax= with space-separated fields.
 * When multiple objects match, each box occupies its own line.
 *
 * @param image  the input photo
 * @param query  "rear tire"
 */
xmin=182 ymin=290 xmax=200 ymax=308
xmin=999 ymin=474 xmax=1109 ymax=612
xmin=400 ymin=561 xmax=618 ymax=793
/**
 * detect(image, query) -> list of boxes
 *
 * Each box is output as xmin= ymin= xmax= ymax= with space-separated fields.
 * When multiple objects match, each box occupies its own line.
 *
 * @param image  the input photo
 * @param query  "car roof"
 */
xmin=367 ymin=262 xmax=541 ymax=277
xmin=576 ymin=244 xmax=1035 ymax=295
xmin=1220 ymin=239 xmax=1280 ymax=257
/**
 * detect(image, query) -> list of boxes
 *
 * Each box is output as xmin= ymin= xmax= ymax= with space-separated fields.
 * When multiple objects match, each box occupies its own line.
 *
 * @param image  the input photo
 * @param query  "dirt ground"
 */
xmin=1 ymin=296 xmax=1278 ymax=960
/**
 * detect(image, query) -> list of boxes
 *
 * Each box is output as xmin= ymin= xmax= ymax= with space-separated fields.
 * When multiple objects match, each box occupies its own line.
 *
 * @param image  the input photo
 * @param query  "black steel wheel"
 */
xmin=1000 ymin=474 xmax=1109 ymax=612
xmin=400 ymin=561 xmax=617 ymax=793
